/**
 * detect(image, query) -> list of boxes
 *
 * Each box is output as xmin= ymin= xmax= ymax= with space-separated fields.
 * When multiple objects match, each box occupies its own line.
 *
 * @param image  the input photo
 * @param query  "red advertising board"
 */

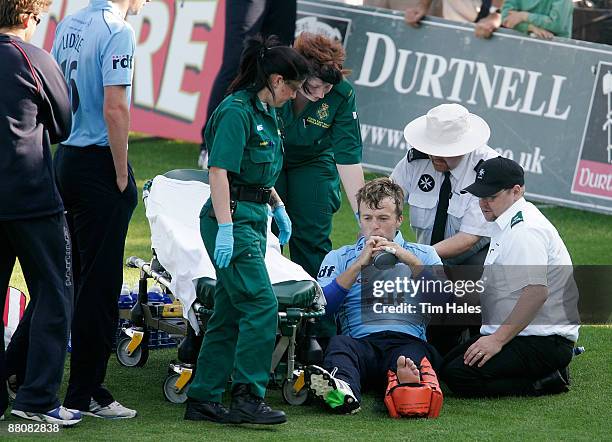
xmin=34 ymin=0 xmax=226 ymax=143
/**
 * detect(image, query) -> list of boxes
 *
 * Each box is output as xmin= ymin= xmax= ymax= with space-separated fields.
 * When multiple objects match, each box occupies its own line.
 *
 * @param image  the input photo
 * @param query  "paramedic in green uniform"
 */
xmin=184 ymin=35 xmax=309 ymax=425
xmin=274 ymin=32 xmax=365 ymax=339
xmin=275 ymin=32 xmax=365 ymax=279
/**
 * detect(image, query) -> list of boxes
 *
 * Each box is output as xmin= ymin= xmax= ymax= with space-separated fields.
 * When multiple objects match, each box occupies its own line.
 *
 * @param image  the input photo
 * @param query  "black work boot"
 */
xmin=184 ymin=398 xmax=230 ymax=423
xmin=533 ymin=368 xmax=570 ymax=396
xmin=228 ymin=384 xmax=287 ymax=425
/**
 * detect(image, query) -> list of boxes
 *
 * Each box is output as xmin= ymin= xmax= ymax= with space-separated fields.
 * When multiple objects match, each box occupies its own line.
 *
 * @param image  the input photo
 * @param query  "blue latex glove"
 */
xmin=214 ymin=223 xmax=234 ymax=268
xmin=273 ymin=205 xmax=292 ymax=246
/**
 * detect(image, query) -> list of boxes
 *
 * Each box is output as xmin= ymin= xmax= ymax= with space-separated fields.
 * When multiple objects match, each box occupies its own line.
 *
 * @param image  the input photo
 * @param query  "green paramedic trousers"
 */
xmin=274 ymin=160 xmax=341 ymax=338
xmin=187 ymin=202 xmax=278 ymax=401
xmin=275 ymin=161 xmax=341 ymax=279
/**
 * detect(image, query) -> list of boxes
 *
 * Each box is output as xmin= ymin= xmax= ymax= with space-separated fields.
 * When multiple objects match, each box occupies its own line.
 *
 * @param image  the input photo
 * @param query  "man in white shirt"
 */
xmin=391 ymin=104 xmax=497 ymax=264
xmin=441 ymin=157 xmax=579 ymax=397
xmin=391 ymin=103 xmax=497 ymax=355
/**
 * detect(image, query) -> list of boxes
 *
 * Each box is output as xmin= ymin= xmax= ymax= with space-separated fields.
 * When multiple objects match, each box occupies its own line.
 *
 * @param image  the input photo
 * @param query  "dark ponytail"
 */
xmin=228 ymin=34 xmax=310 ymax=96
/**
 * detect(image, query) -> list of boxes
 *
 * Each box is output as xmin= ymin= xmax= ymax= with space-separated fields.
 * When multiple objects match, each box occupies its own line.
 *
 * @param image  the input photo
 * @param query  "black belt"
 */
xmin=230 ymin=185 xmax=272 ymax=204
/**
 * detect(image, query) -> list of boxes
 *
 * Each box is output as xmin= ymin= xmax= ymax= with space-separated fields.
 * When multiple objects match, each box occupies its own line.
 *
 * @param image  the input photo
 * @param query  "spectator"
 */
xmin=198 ymin=0 xmax=297 ymax=169
xmin=500 ymin=0 xmax=573 ymax=39
xmin=405 ymin=0 xmax=503 ymax=25
xmin=365 ymin=0 xmax=440 ymax=16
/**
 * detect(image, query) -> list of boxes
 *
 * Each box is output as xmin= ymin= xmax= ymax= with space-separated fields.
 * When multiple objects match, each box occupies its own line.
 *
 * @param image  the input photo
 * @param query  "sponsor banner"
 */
xmin=571 ymin=63 xmax=612 ymax=201
xmin=298 ymin=1 xmax=612 ymax=214
xmin=35 ymin=1 xmax=612 ymax=214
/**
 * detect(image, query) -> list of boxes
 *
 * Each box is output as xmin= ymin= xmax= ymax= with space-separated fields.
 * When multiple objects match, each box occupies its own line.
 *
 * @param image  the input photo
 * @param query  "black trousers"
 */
xmin=428 ymin=244 xmax=489 ymax=357
xmin=201 ymin=0 xmax=297 ymax=148
xmin=0 ymin=213 xmax=73 ymax=414
xmin=54 ymin=145 xmax=138 ymax=411
xmin=441 ymin=334 xmax=574 ymax=397
xmin=323 ymin=332 xmax=441 ymax=402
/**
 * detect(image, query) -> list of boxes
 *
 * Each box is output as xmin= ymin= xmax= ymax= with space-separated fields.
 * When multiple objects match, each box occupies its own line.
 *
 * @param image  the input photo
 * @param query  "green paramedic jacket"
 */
xmin=277 ymin=79 xmax=363 ymax=168
xmin=204 ymin=89 xmax=283 ymax=188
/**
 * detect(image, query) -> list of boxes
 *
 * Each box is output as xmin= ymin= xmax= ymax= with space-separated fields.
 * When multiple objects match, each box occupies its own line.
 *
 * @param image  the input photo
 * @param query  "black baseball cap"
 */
xmin=461 ymin=156 xmax=525 ymax=197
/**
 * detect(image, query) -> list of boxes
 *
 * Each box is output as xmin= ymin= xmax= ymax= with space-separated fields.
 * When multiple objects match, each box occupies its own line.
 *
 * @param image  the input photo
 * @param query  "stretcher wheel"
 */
xmin=282 ymin=378 xmax=309 ymax=406
xmin=116 ymin=336 xmax=149 ymax=367
xmin=163 ymin=373 xmax=189 ymax=404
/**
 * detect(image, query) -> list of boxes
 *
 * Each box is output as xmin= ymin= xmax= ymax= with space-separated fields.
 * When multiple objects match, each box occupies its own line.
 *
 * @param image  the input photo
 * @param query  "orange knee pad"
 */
xmin=384 ymin=356 xmax=443 ymax=419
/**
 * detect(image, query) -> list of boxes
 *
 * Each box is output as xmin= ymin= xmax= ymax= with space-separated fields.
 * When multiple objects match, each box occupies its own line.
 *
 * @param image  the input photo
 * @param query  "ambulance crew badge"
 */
xmin=317 ymin=103 xmax=329 ymax=121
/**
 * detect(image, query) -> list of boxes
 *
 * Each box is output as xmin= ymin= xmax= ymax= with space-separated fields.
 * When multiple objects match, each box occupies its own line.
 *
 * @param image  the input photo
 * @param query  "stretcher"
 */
xmin=117 ymin=169 xmax=325 ymax=405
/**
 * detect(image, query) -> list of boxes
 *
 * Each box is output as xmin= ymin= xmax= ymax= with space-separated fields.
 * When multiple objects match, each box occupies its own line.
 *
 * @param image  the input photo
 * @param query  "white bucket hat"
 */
xmin=403 ymin=104 xmax=490 ymax=157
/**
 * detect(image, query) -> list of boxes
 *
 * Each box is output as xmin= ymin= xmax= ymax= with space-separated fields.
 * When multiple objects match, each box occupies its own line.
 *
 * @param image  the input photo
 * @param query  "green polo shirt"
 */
xmin=501 ymin=0 xmax=573 ymax=38
xmin=277 ymin=79 xmax=362 ymax=167
xmin=205 ymin=89 xmax=283 ymax=188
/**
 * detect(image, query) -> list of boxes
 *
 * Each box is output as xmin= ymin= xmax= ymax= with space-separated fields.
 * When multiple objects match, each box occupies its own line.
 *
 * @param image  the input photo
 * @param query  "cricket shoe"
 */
xmin=305 ymin=365 xmax=360 ymax=414
xmin=11 ymin=406 xmax=82 ymax=426
xmin=83 ymin=399 xmax=137 ymax=419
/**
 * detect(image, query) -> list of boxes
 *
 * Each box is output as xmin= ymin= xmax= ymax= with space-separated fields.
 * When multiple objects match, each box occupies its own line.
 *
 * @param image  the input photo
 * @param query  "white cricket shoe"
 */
xmin=83 ymin=399 xmax=137 ymax=419
xmin=305 ymin=365 xmax=360 ymax=414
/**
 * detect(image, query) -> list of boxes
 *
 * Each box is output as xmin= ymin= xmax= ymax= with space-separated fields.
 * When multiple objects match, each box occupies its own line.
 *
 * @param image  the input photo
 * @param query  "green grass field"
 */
xmin=5 ymin=138 xmax=612 ymax=441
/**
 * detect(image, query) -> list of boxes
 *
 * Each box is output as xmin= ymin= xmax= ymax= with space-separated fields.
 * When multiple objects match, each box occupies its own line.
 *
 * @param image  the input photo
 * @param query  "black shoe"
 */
xmin=184 ymin=399 xmax=230 ymax=423
xmin=228 ymin=384 xmax=287 ymax=425
xmin=533 ymin=369 xmax=570 ymax=396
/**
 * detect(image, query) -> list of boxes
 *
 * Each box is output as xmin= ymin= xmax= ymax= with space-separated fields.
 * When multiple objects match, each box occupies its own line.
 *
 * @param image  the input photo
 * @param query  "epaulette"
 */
xmin=511 ymin=211 xmax=524 ymax=228
xmin=407 ymin=148 xmax=429 ymax=162
xmin=332 ymin=79 xmax=353 ymax=99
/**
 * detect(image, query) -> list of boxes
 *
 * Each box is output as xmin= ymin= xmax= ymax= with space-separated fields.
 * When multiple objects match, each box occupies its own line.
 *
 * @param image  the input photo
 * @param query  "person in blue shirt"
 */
xmin=304 ymin=178 xmax=445 ymax=417
xmin=51 ymin=0 xmax=150 ymax=419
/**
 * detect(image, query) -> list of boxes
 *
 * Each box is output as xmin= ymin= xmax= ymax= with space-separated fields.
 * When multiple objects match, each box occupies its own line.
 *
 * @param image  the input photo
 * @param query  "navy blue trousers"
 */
xmin=0 ymin=213 xmax=73 ymax=414
xmin=54 ymin=145 xmax=138 ymax=411
xmin=323 ymin=331 xmax=441 ymax=402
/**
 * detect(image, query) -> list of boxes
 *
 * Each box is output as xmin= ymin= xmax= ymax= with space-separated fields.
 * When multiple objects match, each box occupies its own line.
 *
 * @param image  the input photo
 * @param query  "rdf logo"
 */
xmin=112 ymin=54 xmax=133 ymax=70
xmin=295 ymin=14 xmax=351 ymax=46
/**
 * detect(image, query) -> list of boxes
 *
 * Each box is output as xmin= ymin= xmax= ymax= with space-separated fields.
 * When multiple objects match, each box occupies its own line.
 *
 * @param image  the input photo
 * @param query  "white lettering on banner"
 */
xmin=544 ymin=75 xmax=571 ymax=120
xmin=393 ymin=50 xmax=424 ymax=94
xmin=495 ymin=147 xmax=545 ymax=174
xmin=467 ymin=63 xmax=501 ymax=108
xmin=494 ymin=67 xmax=524 ymax=112
xmin=354 ymin=32 xmax=572 ymax=121
xmin=520 ymin=71 xmax=546 ymax=116
xmin=578 ymin=168 xmax=612 ymax=191
xmin=355 ymin=32 xmax=395 ymax=88
xmin=498 ymin=149 xmax=514 ymax=160
xmin=156 ymin=0 xmax=218 ymax=121
xmin=360 ymin=122 xmax=547 ymax=175
xmin=130 ymin=2 xmax=171 ymax=109
xmin=447 ymin=58 xmax=475 ymax=102
xmin=519 ymin=147 xmax=546 ymax=174
xmin=416 ymin=53 xmax=447 ymax=99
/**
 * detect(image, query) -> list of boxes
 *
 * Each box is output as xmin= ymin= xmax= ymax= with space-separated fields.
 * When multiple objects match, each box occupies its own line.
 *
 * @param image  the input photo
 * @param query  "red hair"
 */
xmin=294 ymin=32 xmax=351 ymax=81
